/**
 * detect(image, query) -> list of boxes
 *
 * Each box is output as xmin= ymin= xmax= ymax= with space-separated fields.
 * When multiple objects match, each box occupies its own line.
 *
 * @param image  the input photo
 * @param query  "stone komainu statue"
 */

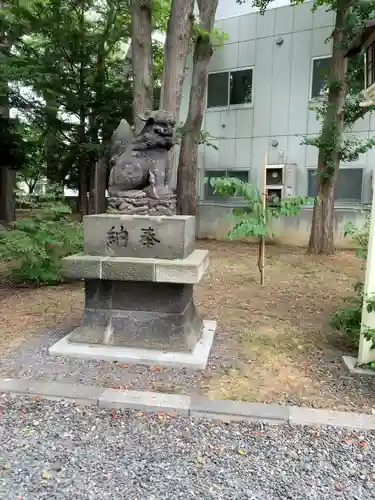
xmin=107 ymin=110 xmax=176 ymax=216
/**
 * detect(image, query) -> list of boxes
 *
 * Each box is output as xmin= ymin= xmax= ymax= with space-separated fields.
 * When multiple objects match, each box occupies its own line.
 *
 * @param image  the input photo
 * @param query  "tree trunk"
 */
xmin=124 ymin=42 xmax=132 ymax=80
xmin=27 ymin=179 xmax=38 ymax=194
xmin=160 ymin=0 xmax=194 ymax=118
xmin=0 ymin=167 xmax=15 ymax=223
xmin=160 ymin=0 xmax=194 ymax=186
xmin=0 ymin=101 xmax=15 ymax=222
xmin=92 ymin=159 xmax=107 ymax=214
xmin=307 ymin=0 xmax=350 ymax=255
xmin=79 ymin=108 xmax=88 ymax=218
xmin=176 ymin=0 xmax=219 ymax=215
xmin=44 ymin=91 xmax=60 ymax=185
xmin=131 ymin=0 xmax=153 ymax=133
xmin=78 ymin=1 xmax=88 ymax=219
xmin=0 ymin=0 xmax=15 ymax=223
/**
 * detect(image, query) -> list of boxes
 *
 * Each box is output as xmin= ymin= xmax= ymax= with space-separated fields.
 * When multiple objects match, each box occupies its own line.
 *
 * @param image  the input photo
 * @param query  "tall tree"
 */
xmin=307 ymin=0 xmax=350 ymax=254
xmin=159 ymin=0 xmax=194 ymax=186
xmin=0 ymin=0 xmax=16 ymax=222
xmin=176 ymin=0 xmax=219 ymax=215
xmin=159 ymin=0 xmax=194 ymax=120
xmin=131 ymin=0 xmax=153 ymax=132
xmin=305 ymin=0 xmax=375 ymax=254
xmin=8 ymin=0 xmax=134 ymax=216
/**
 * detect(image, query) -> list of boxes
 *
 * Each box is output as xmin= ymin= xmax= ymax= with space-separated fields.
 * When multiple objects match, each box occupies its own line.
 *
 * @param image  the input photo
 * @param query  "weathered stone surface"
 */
xmin=108 ymin=190 xmax=176 ymax=216
xmin=57 ymin=211 xmax=213 ymax=367
xmin=68 ymin=325 xmax=106 ymax=345
xmin=189 ymin=397 xmax=289 ymax=423
xmin=98 ymin=389 xmax=191 ymax=414
xmin=62 ymin=250 xmax=209 ymax=284
xmin=62 ymin=254 xmax=103 ymax=279
xmin=85 ymin=280 xmax=193 ymax=313
xmin=101 ymin=257 xmax=155 ymax=281
xmin=107 ymin=110 xmax=176 ymax=216
xmin=69 ymin=309 xmax=109 ymax=344
xmin=68 ymin=280 xmax=203 ymax=352
xmin=155 ymin=249 xmax=209 ymax=283
xmin=289 ymin=406 xmax=375 ymax=429
xmin=0 ymin=378 xmax=103 ymax=405
xmin=83 ymin=214 xmax=195 ymax=260
xmin=109 ymin=303 xmax=202 ymax=351
xmin=49 ymin=320 xmax=216 ymax=369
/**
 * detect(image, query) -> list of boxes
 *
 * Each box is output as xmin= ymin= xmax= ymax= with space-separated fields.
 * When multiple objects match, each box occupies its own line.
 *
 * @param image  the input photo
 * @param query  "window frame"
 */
xmin=309 ymin=55 xmax=332 ymax=101
xmin=365 ymin=42 xmax=375 ymax=89
xmin=204 ymin=169 xmax=250 ymax=201
xmin=306 ymin=166 xmax=364 ymax=205
xmin=206 ymin=66 xmax=254 ymax=111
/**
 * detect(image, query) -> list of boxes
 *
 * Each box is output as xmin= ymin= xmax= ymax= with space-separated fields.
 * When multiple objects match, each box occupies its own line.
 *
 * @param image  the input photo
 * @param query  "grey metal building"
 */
xmin=177 ymin=0 xmax=374 ymax=245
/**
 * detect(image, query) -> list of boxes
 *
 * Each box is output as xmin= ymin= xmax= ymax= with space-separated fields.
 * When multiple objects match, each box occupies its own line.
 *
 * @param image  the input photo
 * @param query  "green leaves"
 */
xmin=331 ymin=212 xmax=370 ymax=348
xmin=343 ymin=212 xmax=370 ymax=259
xmin=208 ymin=176 xmax=310 ymax=240
xmin=0 ymin=189 xmax=83 ymax=285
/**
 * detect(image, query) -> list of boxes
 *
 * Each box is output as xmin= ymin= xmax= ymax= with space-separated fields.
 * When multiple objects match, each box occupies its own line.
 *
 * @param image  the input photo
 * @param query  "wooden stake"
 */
xmin=258 ymin=152 xmax=268 ymax=286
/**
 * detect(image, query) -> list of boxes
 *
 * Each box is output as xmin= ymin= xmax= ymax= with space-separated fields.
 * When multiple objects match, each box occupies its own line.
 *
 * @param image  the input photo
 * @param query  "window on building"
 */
xmin=311 ymin=57 xmax=332 ymax=99
xmin=207 ymin=69 xmax=253 ymax=109
xmin=205 ymin=170 xmax=249 ymax=199
xmin=307 ymin=168 xmax=363 ymax=203
xmin=366 ymin=42 xmax=375 ymax=88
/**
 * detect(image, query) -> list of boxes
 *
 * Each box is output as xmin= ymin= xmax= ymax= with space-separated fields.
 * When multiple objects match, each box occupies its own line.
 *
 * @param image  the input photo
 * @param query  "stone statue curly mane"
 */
xmin=107 ymin=110 xmax=177 ymax=216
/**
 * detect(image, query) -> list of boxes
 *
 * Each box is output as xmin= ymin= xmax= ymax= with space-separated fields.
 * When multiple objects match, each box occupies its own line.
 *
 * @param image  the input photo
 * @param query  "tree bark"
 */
xmin=160 ymin=0 xmax=194 ymax=119
xmin=0 ymin=0 xmax=15 ymax=222
xmin=176 ymin=0 xmax=219 ymax=215
xmin=131 ymin=0 xmax=153 ymax=133
xmin=124 ymin=42 xmax=132 ymax=80
xmin=0 ymin=167 xmax=15 ymax=223
xmin=160 ymin=0 xmax=194 ymax=186
xmin=307 ymin=0 xmax=350 ymax=255
xmin=44 ymin=92 xmax=60 ymax=185
xmin=78 ymin=2 xmax=87 ymax=219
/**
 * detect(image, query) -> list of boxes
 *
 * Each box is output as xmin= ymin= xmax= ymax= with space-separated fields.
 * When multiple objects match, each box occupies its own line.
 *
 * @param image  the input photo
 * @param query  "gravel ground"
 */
xmin=2 ymin=325 xmax=375 ymax=414
xmin=0 ymin=325 xmax=216 ymax=395
xmin=0 ymin=395 xmax=375 ymax=500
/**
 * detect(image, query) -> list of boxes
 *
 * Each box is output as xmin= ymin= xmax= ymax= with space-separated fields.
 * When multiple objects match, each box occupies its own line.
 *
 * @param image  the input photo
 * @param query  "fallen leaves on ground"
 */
xmin=196 ymin=241 xmax=365 ymax=411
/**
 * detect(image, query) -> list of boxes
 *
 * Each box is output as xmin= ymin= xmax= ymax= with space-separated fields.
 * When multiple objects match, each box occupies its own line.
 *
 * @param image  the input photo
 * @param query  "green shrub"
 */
xmin=330 ymin=282 xmax=363 ymax=348
xmin=0 ymin=190 xmax=83 ymax=285
xmin=330 ymin=212 xmax=370 ymax=348
xmin=343 ymin=209 xmax=370 ymax=260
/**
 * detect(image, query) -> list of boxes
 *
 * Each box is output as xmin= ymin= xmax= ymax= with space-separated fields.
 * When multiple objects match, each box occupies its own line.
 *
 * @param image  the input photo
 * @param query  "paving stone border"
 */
xmin=1 ymin=377 xmax=375 ymax=430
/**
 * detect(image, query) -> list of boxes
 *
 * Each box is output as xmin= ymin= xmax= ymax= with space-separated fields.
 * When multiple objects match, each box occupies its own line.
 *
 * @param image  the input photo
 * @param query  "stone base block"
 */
xmin=342 ymin=355 xmax=375 ymax=376
xmin=83 ymin=214 xmax=195 ymax=259
xmin=68 ymin=280 xmax=203 ymax=352
xmin=62 ymin=249 xmax=209 ymax=284
xmin=49 ymin=320 xmax=216 ymax=370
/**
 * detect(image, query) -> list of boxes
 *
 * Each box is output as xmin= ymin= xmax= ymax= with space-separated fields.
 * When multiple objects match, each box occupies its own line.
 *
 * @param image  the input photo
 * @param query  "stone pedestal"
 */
xmin=49 ymin=214 xmax=216 ymax=369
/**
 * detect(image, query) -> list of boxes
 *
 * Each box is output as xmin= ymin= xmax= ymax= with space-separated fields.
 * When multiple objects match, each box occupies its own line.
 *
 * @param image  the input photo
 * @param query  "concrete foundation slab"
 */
xmin=49 ymin=320 xmax=216 ymax=369
xmin=342 ymin=355 xmax=375 ymax=376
